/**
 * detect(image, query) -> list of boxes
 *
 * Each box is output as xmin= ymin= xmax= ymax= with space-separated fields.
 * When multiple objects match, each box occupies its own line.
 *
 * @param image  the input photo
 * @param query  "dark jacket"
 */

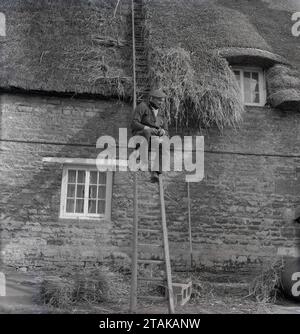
xmin=131 ymin=101 xmax=169 ymax=136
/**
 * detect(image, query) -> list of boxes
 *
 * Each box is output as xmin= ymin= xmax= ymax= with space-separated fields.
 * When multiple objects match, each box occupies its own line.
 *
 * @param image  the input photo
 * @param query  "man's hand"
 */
xmin=144 ymin=126 xmax=159 ymax=136
xmin=158 ymin=128 xmax=166 ymax=137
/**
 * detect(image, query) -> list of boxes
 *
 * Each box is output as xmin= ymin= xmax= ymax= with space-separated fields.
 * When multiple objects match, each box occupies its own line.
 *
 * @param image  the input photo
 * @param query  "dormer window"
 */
xmin=232 ymin=67 xmax=266 ymax=106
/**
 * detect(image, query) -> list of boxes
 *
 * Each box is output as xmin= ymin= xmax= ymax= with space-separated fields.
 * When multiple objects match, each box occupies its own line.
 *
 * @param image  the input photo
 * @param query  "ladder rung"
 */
xmin=138 ymin=259 xmax=164 ymax=264
xmin=138 ymin=243 xmax=163 ymax=248
xmin=139 ymin=295 xmax=167 ymax=302
xmin=138 ymin=277 xmax=166 ymax=283
xmin=138 ymin=228 xmax=161 ymax=233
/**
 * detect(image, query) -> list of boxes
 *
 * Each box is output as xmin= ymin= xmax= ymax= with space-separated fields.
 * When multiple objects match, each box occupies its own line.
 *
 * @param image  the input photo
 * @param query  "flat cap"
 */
xmin=149 ymin=89 xmax=167 ymax=99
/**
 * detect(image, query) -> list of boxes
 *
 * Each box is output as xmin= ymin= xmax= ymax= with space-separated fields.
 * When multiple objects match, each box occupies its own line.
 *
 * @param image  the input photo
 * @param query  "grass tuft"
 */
xmin=249 ymin=260 xmax=284 ymax=303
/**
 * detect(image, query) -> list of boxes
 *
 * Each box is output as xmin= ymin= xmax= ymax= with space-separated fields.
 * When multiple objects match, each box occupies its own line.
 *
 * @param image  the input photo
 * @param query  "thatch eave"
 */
xmin=0 ymin=86 xmax=133 ymax=102
xmin=217 ymin=47 xmax=289 ymax=68
xmin=0 ymin=76 xmax=133 ymax=100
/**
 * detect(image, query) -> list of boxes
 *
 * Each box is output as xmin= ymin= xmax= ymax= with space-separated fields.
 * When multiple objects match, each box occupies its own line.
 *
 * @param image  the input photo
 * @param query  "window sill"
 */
xmin=244 ymin=103 xmax=266 ymax=107
xmin=59 ymin=215 xmax=111 ymax=223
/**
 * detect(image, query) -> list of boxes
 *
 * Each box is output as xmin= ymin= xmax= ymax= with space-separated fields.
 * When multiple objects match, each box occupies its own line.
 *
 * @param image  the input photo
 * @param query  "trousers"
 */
xmin=134 ymin=128 xmax=170 ymax=173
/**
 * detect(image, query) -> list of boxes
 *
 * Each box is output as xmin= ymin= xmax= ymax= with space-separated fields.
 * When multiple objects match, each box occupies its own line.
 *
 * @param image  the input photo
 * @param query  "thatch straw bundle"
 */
xmin=267 ymin=64 xmax=300 ymax=110
xmin=268 ymin=90 xmax=300 ymax=111
xmin=149 ymin=47 xmax=244 ymax=130
xmin=267 ymin=65 xmax=300 ymax=92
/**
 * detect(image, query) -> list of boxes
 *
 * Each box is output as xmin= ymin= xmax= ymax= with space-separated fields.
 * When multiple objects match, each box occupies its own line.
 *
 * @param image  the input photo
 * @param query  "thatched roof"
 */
xmin=217 ymin=0 xmax=300 ymax=70
xmin=145 ymin=1 xmax=271 ymax=52
xmin=0 ymin=0 xmax=132 ymax=98
xmin=145 ymin=0 xmax=299 ymax=66
xmin=262 ymin=0 xmax=300 ymax=12
xmin=1 ymin=0 xmax=299 ymax=110
xmin=145 ymin=0 xmax=300 ymax=113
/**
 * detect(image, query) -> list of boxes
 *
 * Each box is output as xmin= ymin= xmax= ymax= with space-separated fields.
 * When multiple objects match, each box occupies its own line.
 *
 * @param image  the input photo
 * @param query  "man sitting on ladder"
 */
xmin=131 ymin=89 xmax=169 ymax=183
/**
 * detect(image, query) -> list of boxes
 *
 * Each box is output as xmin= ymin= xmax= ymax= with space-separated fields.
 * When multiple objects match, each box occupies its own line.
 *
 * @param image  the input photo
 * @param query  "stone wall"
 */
xmin=0 ymin=93 xmax=132 ymax=271
xmin=0 ymin=93 xmax=300 ymax=279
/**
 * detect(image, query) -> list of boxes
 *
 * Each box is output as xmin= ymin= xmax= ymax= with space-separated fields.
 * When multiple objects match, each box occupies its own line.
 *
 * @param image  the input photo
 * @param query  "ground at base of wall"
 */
xmin=0 ymin=268 xmax=299 ymax=314
xmin=1 ymin=295 xmax=300 ymax=314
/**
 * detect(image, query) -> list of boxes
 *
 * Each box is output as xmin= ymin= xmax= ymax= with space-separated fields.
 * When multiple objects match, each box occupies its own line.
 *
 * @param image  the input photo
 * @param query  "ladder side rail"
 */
xmin=130 ymin=0 xmax=138 ymax=313
xmin=158 ymin=175 xmax=175 ymax=314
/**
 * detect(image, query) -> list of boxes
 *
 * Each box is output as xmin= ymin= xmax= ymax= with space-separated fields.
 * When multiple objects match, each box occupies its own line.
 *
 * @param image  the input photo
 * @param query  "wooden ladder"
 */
xmin=130 ymin=0 xmax=175 ymax=314
xmin=130 ymin=174 xmax=175 ymax=314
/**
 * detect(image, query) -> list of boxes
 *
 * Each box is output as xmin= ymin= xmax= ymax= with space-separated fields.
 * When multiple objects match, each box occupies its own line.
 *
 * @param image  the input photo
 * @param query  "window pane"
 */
xmin=98 ymin=186 xmax=106 ymax=200
xmin=77 ymin=170 xmax=85 ymax=184
xmin=97 ymin=200 xmax=105 ymax=214
xmin=67 ymin=184 xmax=75 ymax=198
xmin=243 ymin=72 xmax=252 ymax=103
xmin=250 ymin=73 xmax=259 ymax=103
xmin=234 ymin=70 xmax=241 ymax=88
xmin=98 ymin=173 xmax=106 ymax=185
xmin=88 ymin=200 xmax=97 ymax=214
xmin=89 ymin=185 xmax=97 ymax=199
xmin=243 ymin=71 xmax=261 ymax=104
xmin=251 ymin=73 xmax=260 ymax=99
xmin=76 ymin=185 xmax=85 ymax=198
xmin=75 ymin=199 xmax=84 ymax=213
xmin=68 ymin=170 xmax=76 ymax=183
xmin=90 ymin=171 xmax=98 ymax=185
xmin=252 ymin=72 xmax=259 ymax=82
xmin=66 ymin=199 xmax=75 ymax=213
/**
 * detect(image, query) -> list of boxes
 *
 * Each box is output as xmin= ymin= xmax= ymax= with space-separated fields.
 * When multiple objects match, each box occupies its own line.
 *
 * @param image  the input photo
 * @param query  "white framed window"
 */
xmin=60 ymin=166 xmax=113 ymax=220
xmin=232 ymin=67 xmax=266 ymax=106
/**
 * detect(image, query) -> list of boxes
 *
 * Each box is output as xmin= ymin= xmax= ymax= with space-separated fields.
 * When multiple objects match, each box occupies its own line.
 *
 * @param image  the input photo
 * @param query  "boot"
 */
xmin=150 ymin=171 xmax=159 ymax=183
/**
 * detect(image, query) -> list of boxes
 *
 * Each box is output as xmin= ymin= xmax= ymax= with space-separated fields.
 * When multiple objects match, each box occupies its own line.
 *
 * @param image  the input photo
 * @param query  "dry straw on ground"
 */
xmin=249 ymin=260 xmax=284 ymax=303
xmin=40 ymin=266 xmax=130 ymax=309
xmin=40 ymin=276 xmax=75 ymax=309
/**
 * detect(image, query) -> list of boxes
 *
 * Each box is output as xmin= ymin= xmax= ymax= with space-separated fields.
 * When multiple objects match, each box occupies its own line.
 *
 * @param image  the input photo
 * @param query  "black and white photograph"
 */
xmin=0 ymin=0 xmax=300 ymax=319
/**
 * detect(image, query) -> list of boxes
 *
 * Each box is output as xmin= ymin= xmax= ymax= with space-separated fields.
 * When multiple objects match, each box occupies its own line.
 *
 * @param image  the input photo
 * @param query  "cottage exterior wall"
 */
xmin=1 ymin=93 xmax=299 ymax=277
